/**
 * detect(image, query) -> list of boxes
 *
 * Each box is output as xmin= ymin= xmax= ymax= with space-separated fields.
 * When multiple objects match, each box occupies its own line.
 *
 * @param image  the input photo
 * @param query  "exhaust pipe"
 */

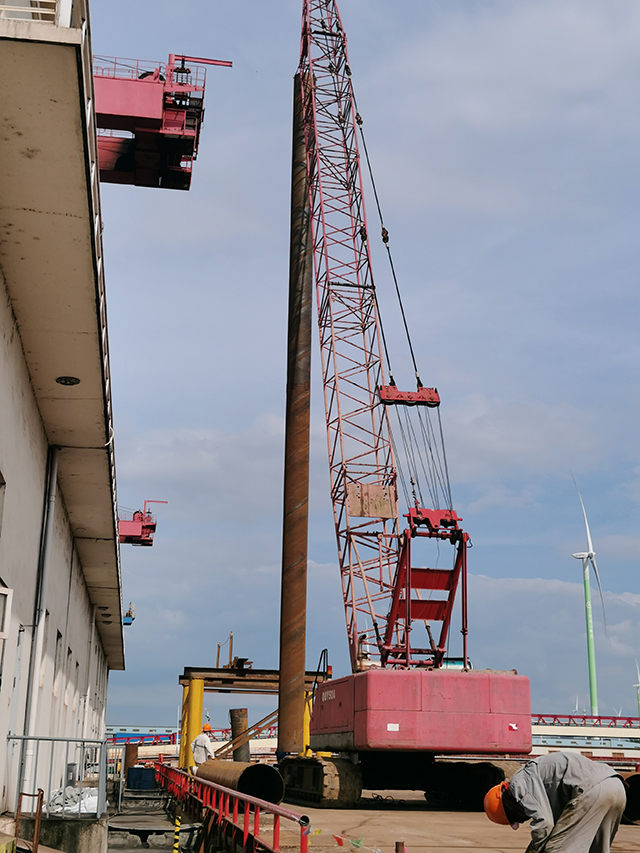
xmin=196 ymin=760 xmax=285 ymax=805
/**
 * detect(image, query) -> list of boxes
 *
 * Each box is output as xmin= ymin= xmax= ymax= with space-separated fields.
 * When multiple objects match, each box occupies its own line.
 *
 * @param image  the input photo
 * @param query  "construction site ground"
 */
xmin=275 ymin=790 xmax=640 ymax=853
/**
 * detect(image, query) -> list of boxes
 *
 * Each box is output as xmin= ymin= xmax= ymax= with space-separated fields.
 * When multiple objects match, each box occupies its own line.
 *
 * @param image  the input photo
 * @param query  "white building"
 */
xmin=0 ymin=0 xmax=123 ymax=814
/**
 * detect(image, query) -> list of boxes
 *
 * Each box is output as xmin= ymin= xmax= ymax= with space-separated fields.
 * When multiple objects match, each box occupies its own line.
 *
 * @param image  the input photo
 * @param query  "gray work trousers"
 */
xmin=538 ymin=776 xmax=626 ymax=853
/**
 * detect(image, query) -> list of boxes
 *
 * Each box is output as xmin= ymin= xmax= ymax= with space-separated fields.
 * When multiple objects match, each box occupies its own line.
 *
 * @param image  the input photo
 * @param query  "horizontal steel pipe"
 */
xmin=196 ymin=760 xmax=285 ymax=804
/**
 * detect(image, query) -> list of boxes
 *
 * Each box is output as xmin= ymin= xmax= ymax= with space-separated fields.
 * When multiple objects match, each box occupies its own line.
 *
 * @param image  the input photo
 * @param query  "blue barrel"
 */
xmin=127 ymin=767 xmax=156 ymax=790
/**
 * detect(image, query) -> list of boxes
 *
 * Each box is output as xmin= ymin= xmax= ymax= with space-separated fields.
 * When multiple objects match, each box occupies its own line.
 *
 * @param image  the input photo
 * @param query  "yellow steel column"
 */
xmin=179 ymin=684 xmax=190 ymax=769
xmin=186 ymin=678 xmax=204 ymax=770
xmin=302 ymin=691 xmax=312 ymax=756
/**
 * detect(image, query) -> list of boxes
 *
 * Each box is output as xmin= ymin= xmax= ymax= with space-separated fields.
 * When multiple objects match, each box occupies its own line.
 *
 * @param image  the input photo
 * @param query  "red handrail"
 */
xmin=154 ymin=763 xmax=309 ymax=853
xmin=532 ymin=714 xmax=640 ymax=729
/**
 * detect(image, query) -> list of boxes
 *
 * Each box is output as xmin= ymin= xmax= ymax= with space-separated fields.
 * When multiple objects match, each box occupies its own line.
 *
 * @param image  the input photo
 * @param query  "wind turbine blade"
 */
xmin=636 ymin=658 xmax=640 ymax=684
xmin=590 ymin=555 xmax=607 ymax=637
xmin=571 ymin=473 xmax=594 ymax=553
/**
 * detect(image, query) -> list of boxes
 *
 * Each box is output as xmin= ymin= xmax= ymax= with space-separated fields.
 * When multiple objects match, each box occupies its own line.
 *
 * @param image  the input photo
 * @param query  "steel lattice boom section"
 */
xmin=299 ymin=1 xmax=399 ymax=670
xmin=299 ymin=0 xmax=469 ymax=671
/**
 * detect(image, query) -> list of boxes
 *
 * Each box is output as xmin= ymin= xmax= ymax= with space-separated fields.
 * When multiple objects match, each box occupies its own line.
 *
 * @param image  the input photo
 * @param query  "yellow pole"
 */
xmin=186 ymin=678 xmax=204 ymax=770
xmin=303 ymin=689 xmax=330 ymax=758
xmin=302 ymin=692 xmax=312 ymax=756
xmin=179 ymin=684 xmax=189 ymax=769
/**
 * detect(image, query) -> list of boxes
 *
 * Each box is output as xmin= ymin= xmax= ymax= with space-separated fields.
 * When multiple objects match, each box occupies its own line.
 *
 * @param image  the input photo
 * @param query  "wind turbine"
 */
xmin=633 ymin=659 xmax=640 ymax=718
xmin=571 ymin=476 xmax=607 ymax=717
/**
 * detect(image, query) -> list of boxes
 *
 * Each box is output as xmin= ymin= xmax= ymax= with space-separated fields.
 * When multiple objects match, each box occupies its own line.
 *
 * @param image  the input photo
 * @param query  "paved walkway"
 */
xmin=277 ymin=792 xmax=640 ymax=853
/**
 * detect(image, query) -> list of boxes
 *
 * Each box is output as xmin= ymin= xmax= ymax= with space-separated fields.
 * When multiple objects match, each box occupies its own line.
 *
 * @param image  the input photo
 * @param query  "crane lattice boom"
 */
xmin=299 ymin=0 xmax=469 ymax=671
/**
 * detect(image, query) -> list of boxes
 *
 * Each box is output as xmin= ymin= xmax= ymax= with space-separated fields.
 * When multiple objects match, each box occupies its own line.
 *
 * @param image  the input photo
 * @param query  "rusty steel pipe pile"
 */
xmin=196 ymin=760 xmax=285 ymax=805
xmin=277 ymin=72 xmax=313 ymax=757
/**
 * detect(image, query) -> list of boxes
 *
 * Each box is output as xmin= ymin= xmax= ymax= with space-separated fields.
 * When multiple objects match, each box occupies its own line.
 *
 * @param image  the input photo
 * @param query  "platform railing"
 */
xmin=0 ymin=1 xmax=56 ymax=22
xmin=155 ymin=763 xmax=309 ymax=853
xmin=93 ymin=55 xmax=207 ymax=89
xmin=107 ymin=732 xmax=178 ymax=746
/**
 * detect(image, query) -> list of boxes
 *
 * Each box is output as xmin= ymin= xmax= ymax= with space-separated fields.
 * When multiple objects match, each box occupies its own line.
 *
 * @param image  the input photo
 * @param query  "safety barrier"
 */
xmin=7 ymin=735 xmax=107 ymax=818
xmin=532 ymin=714 xmax=640 ymax=729
xmin=155 ymin=763 xmax=309 ymax=853
xmin=107 ymin=733 xmax=178 ymax=746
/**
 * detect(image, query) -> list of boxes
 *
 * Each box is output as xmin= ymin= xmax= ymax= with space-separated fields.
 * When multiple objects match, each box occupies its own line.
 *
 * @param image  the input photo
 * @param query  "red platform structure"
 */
xmin=94 ymin=54 xmax=231 ymax=190
xmin=118 ymin=500 xmax=167 ymax=546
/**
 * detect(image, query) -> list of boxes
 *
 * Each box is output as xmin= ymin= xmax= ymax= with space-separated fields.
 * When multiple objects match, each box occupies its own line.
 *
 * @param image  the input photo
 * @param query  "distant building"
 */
xmin=0 ymin=0 xmax=123 ymax=814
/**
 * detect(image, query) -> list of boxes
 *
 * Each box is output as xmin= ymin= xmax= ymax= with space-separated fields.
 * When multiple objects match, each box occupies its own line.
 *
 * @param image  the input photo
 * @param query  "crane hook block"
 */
xmin=378 ymin=385 xmax=440 ymax=407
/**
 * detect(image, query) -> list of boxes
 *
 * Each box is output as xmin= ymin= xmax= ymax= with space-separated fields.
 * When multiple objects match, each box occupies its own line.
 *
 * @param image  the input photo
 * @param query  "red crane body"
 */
xmin=94 ymin=54 xmax=231 ymax=190
xmin=118 ymin=500 xmax=167 ymax=547
xmin=297 ymin=0 xmax=531 ymax=760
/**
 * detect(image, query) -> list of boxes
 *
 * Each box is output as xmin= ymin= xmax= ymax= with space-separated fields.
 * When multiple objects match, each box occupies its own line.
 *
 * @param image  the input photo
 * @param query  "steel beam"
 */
xmin=178 ymin=667 xmax=326 ymax=694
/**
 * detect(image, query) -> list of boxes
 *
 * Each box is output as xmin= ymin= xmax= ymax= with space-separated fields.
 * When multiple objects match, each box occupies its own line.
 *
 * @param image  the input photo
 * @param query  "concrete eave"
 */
xmin=0 ymin=18 xmax=124 ymax=669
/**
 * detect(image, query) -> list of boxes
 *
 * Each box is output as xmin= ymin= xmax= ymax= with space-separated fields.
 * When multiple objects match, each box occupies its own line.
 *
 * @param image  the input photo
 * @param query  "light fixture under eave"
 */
xmin=56 ymin=376 xmax=80 ymax=386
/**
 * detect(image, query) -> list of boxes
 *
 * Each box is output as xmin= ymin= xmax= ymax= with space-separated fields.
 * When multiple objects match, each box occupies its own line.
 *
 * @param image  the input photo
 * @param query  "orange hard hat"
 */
xmin=484 ymin=782 xmax=510 ymax=825
xmin=203 ymin=723 xmax=212 ymax=732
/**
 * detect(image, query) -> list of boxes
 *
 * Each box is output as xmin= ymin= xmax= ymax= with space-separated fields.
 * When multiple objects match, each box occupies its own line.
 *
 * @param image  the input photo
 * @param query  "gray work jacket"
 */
xmin=507 ymin=752 xmax=618 ymax=852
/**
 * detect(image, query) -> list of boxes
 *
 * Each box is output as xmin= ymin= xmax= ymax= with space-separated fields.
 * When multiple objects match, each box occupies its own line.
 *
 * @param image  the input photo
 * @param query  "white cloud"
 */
xmin=445 ymin=395 xmax=598 ymax=484
xmin=469 ymin=575 xmax=640 ymax=714
xmin=364 ymin=0 xmax=640 ymax=215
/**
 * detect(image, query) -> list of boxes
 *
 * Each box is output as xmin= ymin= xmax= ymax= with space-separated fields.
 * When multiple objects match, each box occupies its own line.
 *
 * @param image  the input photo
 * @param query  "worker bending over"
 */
xmin=484 ymin=751 xmax=626 ymax=853
xmin=190 ymin=723 xmax=215 ymax=773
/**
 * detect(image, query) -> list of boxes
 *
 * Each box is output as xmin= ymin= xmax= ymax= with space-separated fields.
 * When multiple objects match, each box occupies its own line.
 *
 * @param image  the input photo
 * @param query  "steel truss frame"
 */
xmin=299 ymin=0 xmax=467 ymax=671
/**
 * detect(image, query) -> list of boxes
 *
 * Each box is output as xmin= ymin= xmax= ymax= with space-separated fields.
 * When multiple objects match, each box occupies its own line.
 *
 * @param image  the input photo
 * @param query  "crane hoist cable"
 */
xmin=352 ymin=94 xmax=454 ymax=513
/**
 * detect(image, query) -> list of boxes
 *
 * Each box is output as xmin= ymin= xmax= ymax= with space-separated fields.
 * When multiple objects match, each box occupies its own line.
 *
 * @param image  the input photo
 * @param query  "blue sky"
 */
xmin=91 ymin=0 xmax=640 ymax=725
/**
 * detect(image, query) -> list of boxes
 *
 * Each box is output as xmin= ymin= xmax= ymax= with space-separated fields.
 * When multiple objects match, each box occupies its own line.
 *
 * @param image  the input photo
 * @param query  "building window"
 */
xmin=52 ymin=631 xmax=62 ymax=697
xmin=39 ymin=611 xmax=49 ymax=688
xmin=72 ymin=661 xmax=79 ymax=712
xmin=0 ymin=470 xmax=5 ymax=536
xmin=0 ymin=585 xmax=13 ymax=690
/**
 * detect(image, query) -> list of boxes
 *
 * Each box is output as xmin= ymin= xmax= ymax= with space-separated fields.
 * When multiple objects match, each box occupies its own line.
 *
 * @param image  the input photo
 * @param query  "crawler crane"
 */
xmin=277 ymin=0 xmax=531 ymax=807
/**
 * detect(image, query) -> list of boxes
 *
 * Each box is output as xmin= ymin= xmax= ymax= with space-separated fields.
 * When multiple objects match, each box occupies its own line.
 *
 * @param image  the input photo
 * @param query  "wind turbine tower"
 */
xmin=571 ymin=479 xmax=606 ymax=717
xmin=634 ymin=660 xmax=640 ymax=718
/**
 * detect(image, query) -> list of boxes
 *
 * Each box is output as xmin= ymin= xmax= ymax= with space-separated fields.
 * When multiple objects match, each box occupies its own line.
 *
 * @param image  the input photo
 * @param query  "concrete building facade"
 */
xmin=0 ymin=0 xmax=123 ymax=814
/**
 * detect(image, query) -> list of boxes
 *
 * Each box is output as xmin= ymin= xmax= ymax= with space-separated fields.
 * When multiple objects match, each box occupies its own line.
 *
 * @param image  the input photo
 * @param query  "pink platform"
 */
xmin=309 ymin=668 xmax=531 ymax=754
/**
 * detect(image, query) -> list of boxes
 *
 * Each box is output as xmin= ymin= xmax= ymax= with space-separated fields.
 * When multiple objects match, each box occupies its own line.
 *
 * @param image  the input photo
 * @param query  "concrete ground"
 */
xmin=274 ymin=792 xmax=640 ymax=853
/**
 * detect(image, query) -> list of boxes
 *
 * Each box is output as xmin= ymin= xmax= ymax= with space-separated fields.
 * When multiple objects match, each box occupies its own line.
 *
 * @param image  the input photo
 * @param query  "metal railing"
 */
xmin=155 ymin=764 xmax=309 ymax=853
xmin=106 ymin=744 xmax=126 ymax=813
xmin=7 ymin=736 xmax=107 ymax=818
xmin=0 ymin=1 xmax=56 ymax=22
xmin=93 ymin=55 xmax=207 ymax=89
xmin=107 ymin=732 xmax=178 ymax=746
xmin=532 ymin=714 xmax=640 ymax=729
